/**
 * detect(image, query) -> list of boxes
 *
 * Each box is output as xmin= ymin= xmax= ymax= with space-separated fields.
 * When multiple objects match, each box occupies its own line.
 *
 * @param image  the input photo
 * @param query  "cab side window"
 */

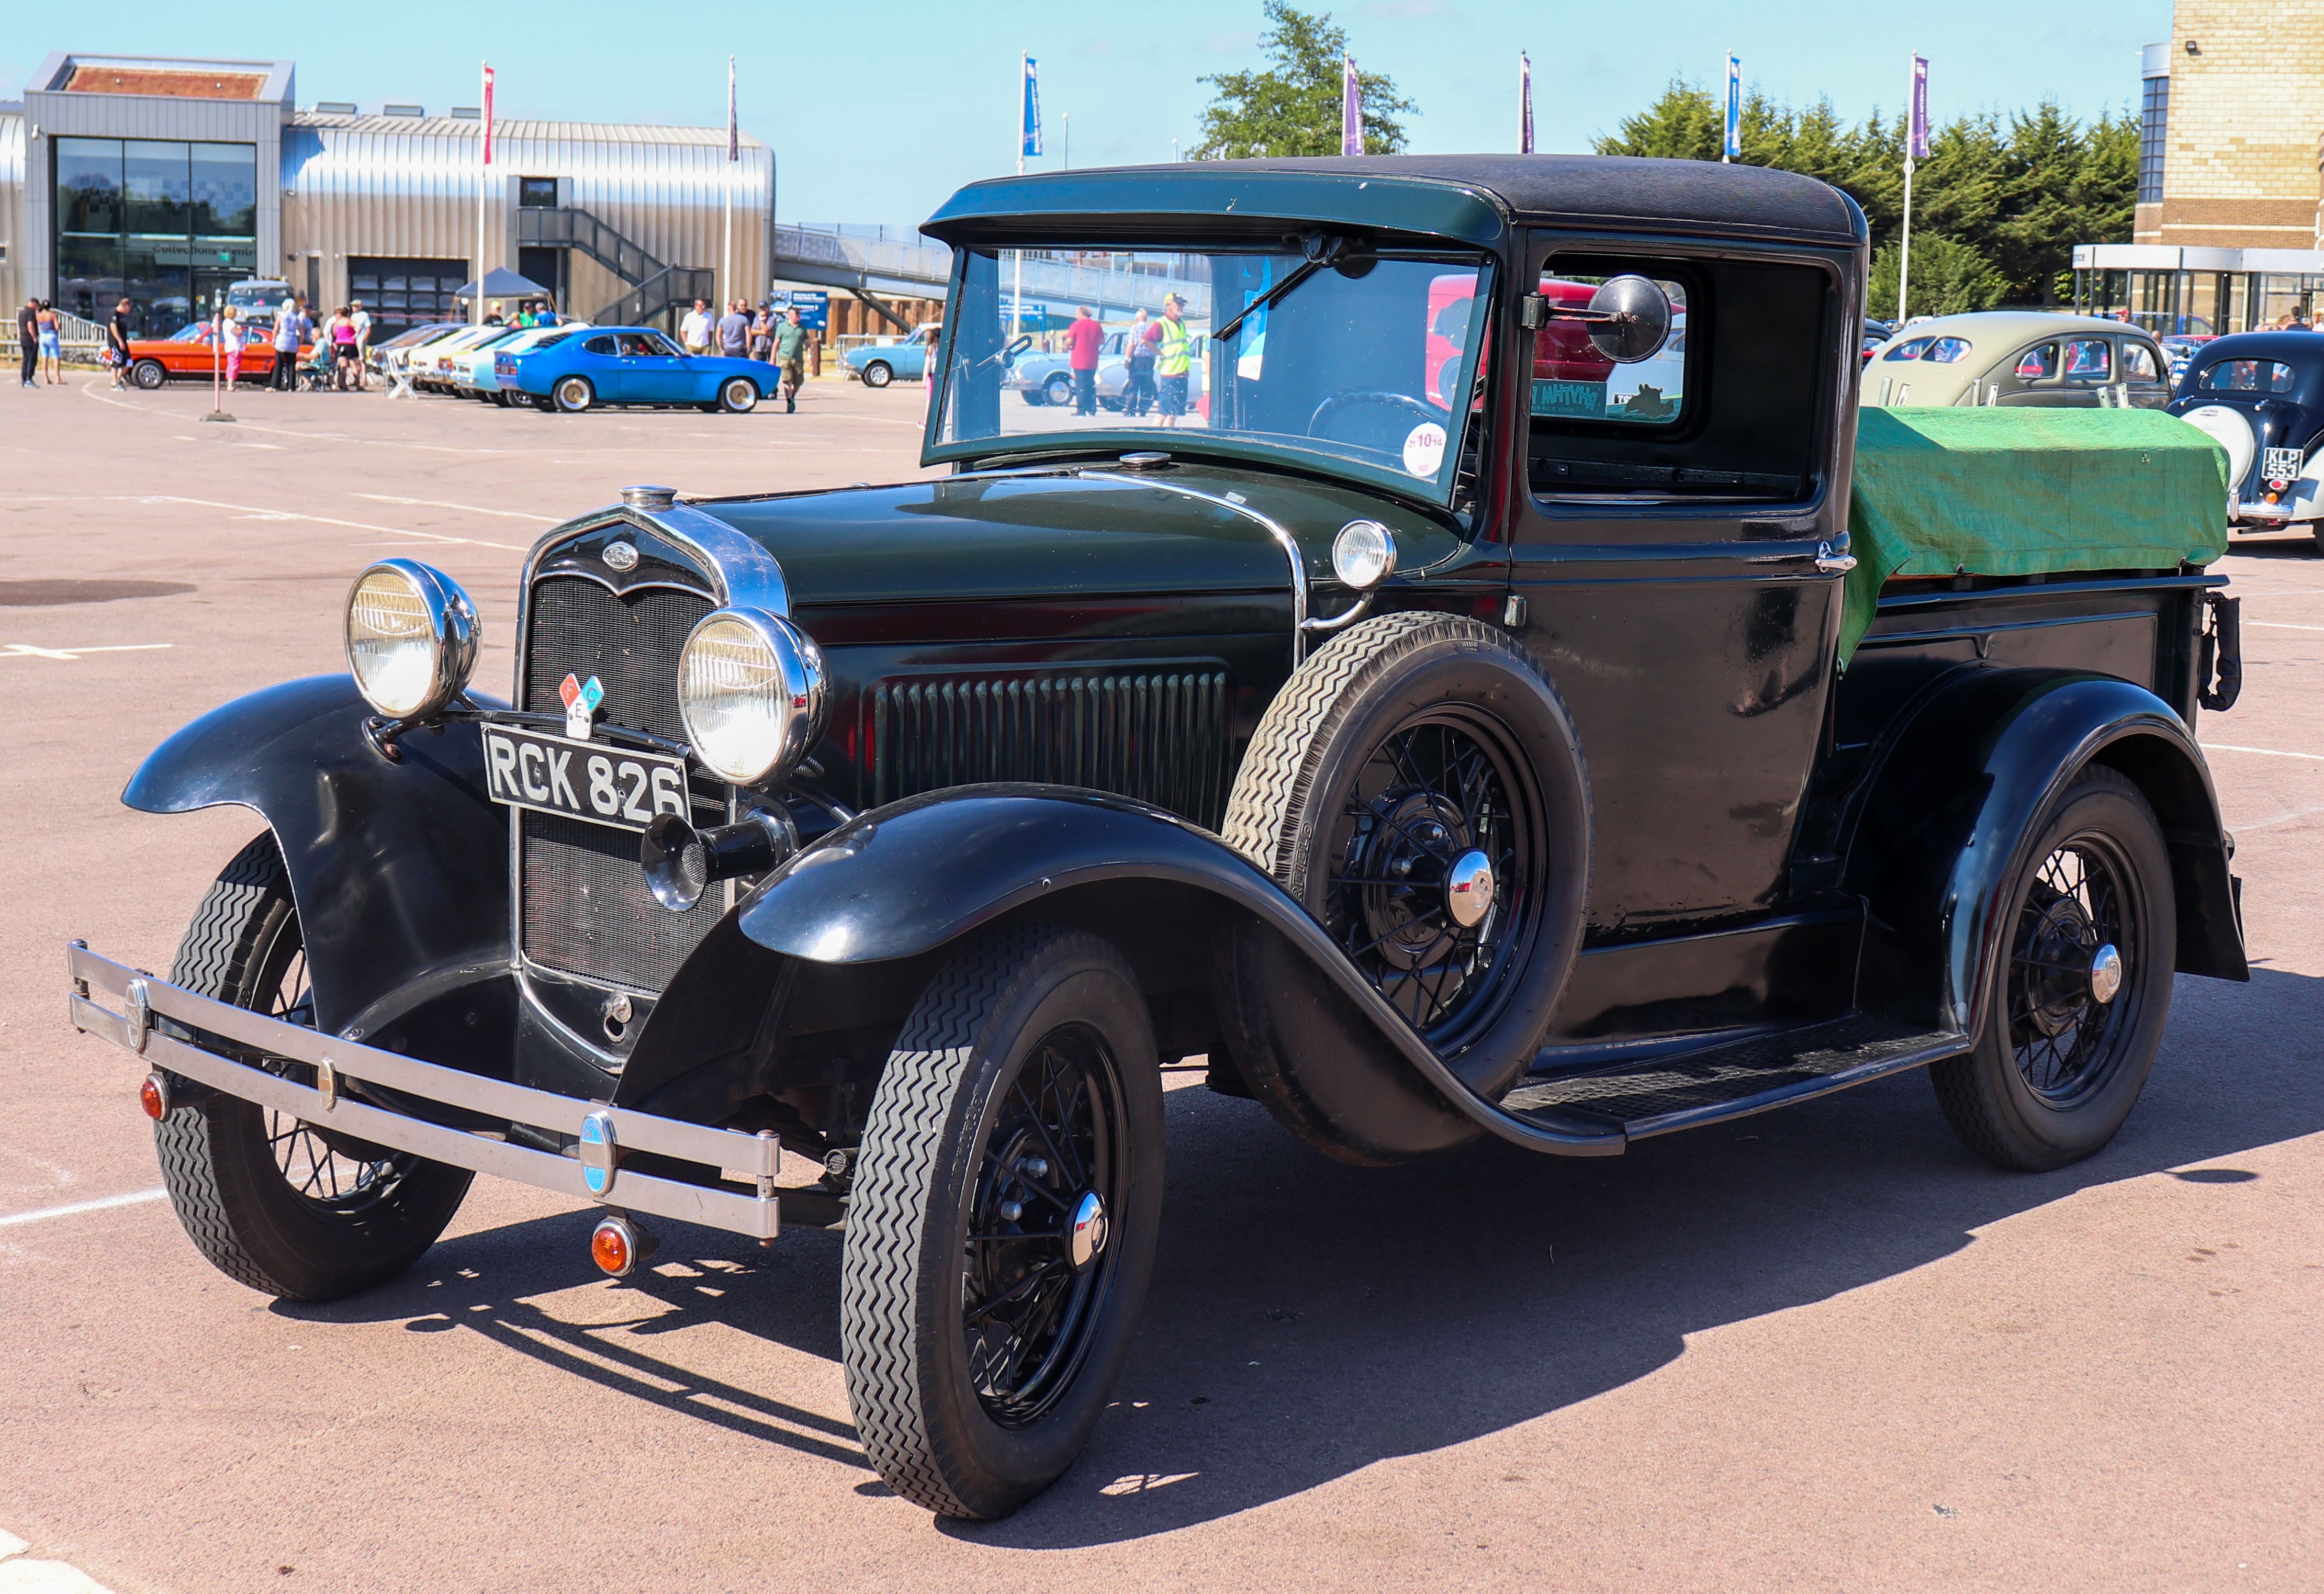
xmin=2014 ymin=343 xmax=2058 ymax=380
xmin=2064 ymin=339 xmax=2112 ymax=379
xmin=2120 ymin=342 xmax=2160 ymax=383
xmin=583 ymin=334 xmax=616 ymax=356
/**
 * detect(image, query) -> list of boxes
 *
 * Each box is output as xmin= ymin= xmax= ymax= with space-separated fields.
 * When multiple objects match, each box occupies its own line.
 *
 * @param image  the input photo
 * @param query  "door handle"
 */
xmin=1813 ymin=541 xmax=1858 ymax=575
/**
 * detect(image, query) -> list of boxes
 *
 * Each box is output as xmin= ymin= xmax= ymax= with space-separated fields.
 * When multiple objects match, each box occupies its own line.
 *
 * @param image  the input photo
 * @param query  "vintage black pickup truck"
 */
xmin=69 ymin=155 xmax=2247 ymax=1519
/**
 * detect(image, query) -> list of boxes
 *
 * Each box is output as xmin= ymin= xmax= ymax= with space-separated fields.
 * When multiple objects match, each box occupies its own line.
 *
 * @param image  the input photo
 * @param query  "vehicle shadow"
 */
xmin=279 ymin=967 xmax=2324 ymax=1543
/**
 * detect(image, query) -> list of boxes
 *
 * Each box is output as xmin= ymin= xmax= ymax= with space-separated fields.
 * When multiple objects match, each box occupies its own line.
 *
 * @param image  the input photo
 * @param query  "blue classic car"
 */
xmin=500 ymin=327 xmax=779 ymax=413
xmin=2170 ymin=330 xmax=2324 ymax=549
xmin=841 ymin=324 xmax=940 ymax=387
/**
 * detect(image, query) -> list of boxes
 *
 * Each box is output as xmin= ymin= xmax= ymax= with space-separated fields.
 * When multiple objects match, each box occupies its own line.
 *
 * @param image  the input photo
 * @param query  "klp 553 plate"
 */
xmin=484 ymin=724 xmax=689 ymax=833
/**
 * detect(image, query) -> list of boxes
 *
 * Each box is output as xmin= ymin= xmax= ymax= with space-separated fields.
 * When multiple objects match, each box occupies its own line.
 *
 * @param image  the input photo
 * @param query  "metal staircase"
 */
xmin=515 ymin=205 xmax=712 ymax=330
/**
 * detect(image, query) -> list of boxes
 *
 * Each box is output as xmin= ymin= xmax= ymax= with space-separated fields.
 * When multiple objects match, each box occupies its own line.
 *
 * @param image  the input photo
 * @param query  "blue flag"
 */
xmin=1724 ymin=55 xmax=1742 ymax=159
xmin=1021 ymin=54 xmax=1042 ymax=159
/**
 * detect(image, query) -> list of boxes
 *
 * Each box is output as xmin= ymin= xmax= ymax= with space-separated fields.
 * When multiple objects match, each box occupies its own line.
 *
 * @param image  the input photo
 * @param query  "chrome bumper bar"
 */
xmin=66 ymin=942 xmax=784 ymax=1240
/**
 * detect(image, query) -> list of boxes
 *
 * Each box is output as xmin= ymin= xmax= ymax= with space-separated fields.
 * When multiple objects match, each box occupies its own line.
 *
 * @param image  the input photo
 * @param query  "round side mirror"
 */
xmin=1587 ymin=275 xmax=1674 ymax=363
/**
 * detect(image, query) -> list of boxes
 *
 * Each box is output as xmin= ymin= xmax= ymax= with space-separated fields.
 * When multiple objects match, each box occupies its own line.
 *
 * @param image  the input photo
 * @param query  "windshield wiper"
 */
xmin=1213 ymin=234 xmax=1350 ymax=344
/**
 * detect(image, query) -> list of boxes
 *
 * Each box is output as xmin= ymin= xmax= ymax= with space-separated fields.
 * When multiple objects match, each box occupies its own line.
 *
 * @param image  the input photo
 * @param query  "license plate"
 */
xmin=482 ymin=725 xmax=689 ymax=833
xmin=2262 ymin=446 xmax=2303 ymax=484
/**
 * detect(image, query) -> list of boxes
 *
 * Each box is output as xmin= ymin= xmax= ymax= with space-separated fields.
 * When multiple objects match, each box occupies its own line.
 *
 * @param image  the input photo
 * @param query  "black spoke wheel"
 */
xmin=1931 ymin=766 xmax=2175 ymax=1171
xmin=1220 ymin=613 xmax=1590 ymax=1158
xmin=843 ymin=925 xmax=1163 ymax=1519
xmin=152 ymin=835 xmax=471 ymax=1300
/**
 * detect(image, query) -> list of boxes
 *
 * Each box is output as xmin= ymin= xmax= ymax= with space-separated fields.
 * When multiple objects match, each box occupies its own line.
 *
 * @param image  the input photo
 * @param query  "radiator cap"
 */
xmin=1117 ymin=452 xmax=1172 ymax=470
xmin=620 ymin=484 xmax=679 ymax=510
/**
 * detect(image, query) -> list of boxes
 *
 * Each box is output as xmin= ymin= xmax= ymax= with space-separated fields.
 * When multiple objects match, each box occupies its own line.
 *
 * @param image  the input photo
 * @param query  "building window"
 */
xmin=518 ymin=177 xmax=559 ymax=208
xmin=53 ymin=136 xmax=257 ymax=334
xmin=2138 ymin=74 xmax=2168 ymax=205
xmin=347 ymin=256 xmax=470 ymax=337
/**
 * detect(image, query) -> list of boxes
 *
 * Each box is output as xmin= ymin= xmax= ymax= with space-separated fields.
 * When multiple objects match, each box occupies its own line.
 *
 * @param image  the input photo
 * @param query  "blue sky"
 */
xmin=8 ymin=1 xmax=2171 ymax=225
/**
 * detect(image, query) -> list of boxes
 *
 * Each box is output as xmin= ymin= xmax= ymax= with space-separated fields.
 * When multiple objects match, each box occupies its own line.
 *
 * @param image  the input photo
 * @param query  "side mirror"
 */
xmin=1585 ymin=276 xmax=1672 ymax=363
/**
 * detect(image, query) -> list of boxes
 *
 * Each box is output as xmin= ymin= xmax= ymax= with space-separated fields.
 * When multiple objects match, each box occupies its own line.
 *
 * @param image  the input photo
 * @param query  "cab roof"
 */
xmin=923 ymin=155 xmax=1866 ymax=253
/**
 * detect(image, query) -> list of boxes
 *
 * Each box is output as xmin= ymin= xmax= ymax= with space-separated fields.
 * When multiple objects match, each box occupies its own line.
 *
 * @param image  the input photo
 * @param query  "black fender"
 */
xmin=1845 ymin=667 xmax=2247 ymax=1038
xmin=645 ymin=784 xmax=1620 ymax=1159
xmin=122 ymin=675 xmax=514 ymax=1042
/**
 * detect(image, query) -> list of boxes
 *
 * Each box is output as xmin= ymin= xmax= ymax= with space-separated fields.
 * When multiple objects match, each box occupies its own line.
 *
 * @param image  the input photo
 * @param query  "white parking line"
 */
xmin=353 ymin=493 xmax=559 ymax=523
xmin=2247 ymin=621 xmax=2324 ymax=632
xmin=0 ymin=1188 xmax=167 ymax=1228
xmin=2233 ymin=800 xmax=2324 ymax=834
xmin=1 ymin=643 xmax=172 ymax=661
xmin=102 ymin=495 xmax=522 ymax=551
xmin=0 ymin=1528 xmax=119 ymax=1592
xmin=2205 ymin=743 xmax=2324 ymax=763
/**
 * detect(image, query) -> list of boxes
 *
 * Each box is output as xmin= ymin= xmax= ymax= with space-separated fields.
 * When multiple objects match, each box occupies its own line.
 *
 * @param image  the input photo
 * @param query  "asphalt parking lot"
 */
xmin=2 ymin=371 xmax=2320 ymax=1592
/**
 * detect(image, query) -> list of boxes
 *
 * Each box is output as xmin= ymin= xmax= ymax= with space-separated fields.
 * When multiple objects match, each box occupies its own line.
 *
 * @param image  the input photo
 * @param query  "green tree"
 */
xmin=1595 ymin=80 xmax=2132 ymax=309
xmin=1867 ymin=234 xmax=2008 ymax=319
xmin=1191 ymin=1 xmax=1416 ymax=159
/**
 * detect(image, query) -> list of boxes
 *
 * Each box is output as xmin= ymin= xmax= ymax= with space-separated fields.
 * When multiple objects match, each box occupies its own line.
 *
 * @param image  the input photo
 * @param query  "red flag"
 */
xmin=482 ymin=63 xmax=495 ymax=165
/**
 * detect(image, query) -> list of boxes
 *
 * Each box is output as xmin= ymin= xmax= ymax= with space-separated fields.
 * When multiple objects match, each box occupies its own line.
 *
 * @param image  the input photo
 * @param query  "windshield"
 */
xmin=932 ymin=243 xmax=1494 ymax=502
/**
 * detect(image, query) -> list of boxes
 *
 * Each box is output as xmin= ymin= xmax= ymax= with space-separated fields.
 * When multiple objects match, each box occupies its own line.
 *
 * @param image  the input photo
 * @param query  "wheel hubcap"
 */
xmin=2089 ymin=942 xmax=2124 ymax=1004
xmin=2007 ymin=837 xmax=2136 ymax=1101
xmin=1068 ymin=1191 xmax=1108 ymax=1267
xmin=1444 ymin=848 xmax=1495 ymax=929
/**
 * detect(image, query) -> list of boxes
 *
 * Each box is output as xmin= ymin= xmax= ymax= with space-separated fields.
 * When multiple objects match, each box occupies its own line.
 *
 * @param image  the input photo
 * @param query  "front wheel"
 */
xmin=717 ymin=376 xmax=759 ymax=413
xmin=1042 ymin=372 xmax=1073 ymax=407
xmin=1929 ymin=766 xmax=2176 ymax=1171
xmin=861 ymin=361 xmax=893 ymax=388
xmin=131 ymin=359 xmax=167 ymax=390
xmin=153 ymin=835 xmax=472 ymax=1300
xmin=842 ymin=924 xmax=1164 ymax=1518
xmin=553 ymin=375 xmax=595 ymax=413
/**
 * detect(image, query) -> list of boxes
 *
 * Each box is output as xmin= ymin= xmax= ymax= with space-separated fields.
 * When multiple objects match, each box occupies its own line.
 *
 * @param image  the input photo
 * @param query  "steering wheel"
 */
xmin=1307 ymin=388 xmax=1453 ymax=439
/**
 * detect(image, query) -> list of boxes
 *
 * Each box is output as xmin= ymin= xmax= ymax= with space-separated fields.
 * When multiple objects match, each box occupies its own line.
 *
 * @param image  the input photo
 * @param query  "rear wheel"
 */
xmin=553 ymin=375 xmax=594 ymax=413
xmin=1929 ymin=766 xmax=2175 ymax=1171
xmin=131 ymin=359 xmax=167 ymax=390
xmin=842 ymin=924 xmax=1163 ymax=1518
xmin=861 ymin=361 xmax=894 ymax=389
xmin=153 ymin=835 xmax=471 ymax=1300
xmin=1042 ymin=372 xmax=1073 ymax=407
xmin=718 ymin=376 xmax=759 ymax=413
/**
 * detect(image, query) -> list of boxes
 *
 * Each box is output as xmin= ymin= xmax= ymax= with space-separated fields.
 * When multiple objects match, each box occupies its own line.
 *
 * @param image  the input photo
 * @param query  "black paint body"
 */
xmin=119 ymin=156 xmax=2247 ymax=1165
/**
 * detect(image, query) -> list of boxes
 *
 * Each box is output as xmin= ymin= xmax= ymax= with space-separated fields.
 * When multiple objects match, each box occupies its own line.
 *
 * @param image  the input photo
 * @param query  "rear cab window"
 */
xmin=2064 ymin=339 xmax=2112 ymax=380
xmin=2200 ymin=358 xmax=2295 ymax=393
xmin=583 ymin=334 xmax=616 ymax=356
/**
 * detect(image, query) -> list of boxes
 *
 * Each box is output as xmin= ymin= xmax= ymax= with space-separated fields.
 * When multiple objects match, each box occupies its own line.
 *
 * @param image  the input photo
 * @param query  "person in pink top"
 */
xmin=1065 ymin=305 xmax=1105 ymax=417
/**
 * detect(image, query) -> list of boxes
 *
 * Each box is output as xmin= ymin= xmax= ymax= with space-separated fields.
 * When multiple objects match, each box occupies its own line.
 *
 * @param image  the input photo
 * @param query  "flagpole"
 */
xmin=722 ymin=57 xmax=736 ymax=316
xmin=474 ymin=61 xmax=489 ymax=325
xmin=1900 ymin=52 xmax=1925 ymax=324
xmin=1014 ymin=54 xmax=1031 ymax=343
xmin=1899 ymin=157 xmax=1915 ymax=323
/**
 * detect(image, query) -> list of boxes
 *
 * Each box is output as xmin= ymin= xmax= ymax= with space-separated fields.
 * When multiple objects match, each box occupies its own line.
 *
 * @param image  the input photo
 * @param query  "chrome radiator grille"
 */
xmin=518 ymin=575 xmax=721 ymax=992
xmin=868 ymin=670 xmax=1234 ymax=829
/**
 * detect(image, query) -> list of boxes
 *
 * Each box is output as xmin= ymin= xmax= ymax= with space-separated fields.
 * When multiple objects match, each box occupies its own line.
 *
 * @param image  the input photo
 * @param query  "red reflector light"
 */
xmin=138 ymin=1074 xmax=168 ymax=1121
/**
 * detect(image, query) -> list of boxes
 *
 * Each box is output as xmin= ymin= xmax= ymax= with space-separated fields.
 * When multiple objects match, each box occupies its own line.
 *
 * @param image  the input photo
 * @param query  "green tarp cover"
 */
xmin=1841 ymin=407 xmax=2229 ymax=664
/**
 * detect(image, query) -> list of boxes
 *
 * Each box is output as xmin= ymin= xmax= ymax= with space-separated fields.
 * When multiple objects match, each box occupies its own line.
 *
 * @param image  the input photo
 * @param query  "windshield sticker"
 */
xmin=1532 ymin=379 xmax=1607 ymax=418
xmin=1402 ymin=421 xmax=1447 ymax=478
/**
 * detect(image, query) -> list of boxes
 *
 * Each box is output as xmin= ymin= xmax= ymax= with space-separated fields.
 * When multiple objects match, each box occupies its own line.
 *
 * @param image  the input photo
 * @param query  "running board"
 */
xmin=1501 ymin=1016 xmax=1970 ymax=1141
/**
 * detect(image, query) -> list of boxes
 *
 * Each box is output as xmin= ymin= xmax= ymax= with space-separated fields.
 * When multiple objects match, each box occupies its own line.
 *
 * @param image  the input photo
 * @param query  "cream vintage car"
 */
xmin=1864 ymin=311 xmax=2174 ymax=410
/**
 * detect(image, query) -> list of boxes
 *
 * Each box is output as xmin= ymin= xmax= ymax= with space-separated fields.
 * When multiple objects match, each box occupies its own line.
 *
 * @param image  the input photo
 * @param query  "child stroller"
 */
xmin=297 ymin=341 xmax=338 ymax=392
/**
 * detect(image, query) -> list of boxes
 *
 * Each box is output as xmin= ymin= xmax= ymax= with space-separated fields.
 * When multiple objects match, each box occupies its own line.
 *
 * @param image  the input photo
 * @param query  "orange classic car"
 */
xmin=124 ymin=321 xmax=310 ymax=389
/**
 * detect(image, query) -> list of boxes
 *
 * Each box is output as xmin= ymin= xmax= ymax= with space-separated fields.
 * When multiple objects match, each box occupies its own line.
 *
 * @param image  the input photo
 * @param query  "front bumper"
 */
xmin=67 ymin=941 xmax=788 ymax=1240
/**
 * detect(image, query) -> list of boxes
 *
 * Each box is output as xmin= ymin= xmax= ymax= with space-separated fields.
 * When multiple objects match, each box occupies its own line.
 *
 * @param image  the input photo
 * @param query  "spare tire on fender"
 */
xmin=1217 ymin=610 xmax=1592 ymax=1163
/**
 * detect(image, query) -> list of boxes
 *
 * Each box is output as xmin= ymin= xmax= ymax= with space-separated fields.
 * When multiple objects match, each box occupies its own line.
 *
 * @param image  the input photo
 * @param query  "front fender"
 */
xmin=124 ymin=675 xmax=512 ymax=1038
xmin=1846 ymin=668 xmax=2247 ymax=1037
xmin=728 ymin=785 xmax=1621 ymax=1157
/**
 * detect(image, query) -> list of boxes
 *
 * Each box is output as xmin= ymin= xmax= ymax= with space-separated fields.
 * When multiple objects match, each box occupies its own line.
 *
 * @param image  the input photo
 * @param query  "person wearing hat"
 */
xmin=1153 ymin=293 xmax=1193 ymax=428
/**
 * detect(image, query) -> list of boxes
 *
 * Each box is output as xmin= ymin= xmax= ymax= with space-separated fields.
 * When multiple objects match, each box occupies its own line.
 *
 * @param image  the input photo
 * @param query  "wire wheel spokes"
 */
xmin=960 ymin=1026 xmax=1124 ymax=1428
xmin=250 ymin=928 xmax=410 ymax=1210
xmin=2006 ymin=835 xmax=2134 ymax=1102
xmin=1321 ymin=713 xmax=1527 ymax=1042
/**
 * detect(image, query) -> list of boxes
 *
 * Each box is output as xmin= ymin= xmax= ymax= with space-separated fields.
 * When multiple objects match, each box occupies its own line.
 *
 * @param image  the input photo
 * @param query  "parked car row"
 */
xmin=377 ymin=321 xmax=783 ymax=414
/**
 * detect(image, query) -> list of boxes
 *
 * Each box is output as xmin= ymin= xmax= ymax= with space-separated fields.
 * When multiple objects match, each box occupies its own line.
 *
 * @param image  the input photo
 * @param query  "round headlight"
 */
xmin=344 ymin=559 xmax=479 ymax=720
xmin=1331 ymin=520 xmax=1399 ymax=591
xmin=677 ymin=608 xmax=827 ymax=784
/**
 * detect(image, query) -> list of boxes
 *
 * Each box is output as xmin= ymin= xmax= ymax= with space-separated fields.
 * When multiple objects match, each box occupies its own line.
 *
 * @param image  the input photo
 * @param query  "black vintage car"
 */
xmin=2169 ymin=330 xmax=2324 ymax=551
xmin=70 ymin=156 xmax=2250 ymax=1519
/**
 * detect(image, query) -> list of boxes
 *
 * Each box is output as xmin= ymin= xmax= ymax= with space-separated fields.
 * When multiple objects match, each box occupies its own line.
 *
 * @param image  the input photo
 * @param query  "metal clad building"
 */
xmin=8 ymin=51 xmax=773 ymax=337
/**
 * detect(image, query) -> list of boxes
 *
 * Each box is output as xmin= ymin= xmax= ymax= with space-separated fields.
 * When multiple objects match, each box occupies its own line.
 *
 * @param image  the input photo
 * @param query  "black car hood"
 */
xmin=685 ymin=462 xmax=1467 ymax=611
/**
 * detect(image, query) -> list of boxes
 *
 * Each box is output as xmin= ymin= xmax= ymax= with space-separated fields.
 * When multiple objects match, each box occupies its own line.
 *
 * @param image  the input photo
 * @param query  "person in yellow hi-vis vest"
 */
xmin=1153 ymin=293 xmax=1193 ymax=428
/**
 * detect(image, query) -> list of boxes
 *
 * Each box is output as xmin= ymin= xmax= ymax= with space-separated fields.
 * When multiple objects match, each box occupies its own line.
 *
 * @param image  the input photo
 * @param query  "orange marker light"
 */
xmin=139 ymin=1074 xmax=169 ymax=1121
xmin=591 ymin=1219 xmax=632 ymax=1276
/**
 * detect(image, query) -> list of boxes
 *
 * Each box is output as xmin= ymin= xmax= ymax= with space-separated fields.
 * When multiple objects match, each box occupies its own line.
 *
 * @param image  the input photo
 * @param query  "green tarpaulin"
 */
xmin=1841 ymin=407 xmax=2229 ymax=664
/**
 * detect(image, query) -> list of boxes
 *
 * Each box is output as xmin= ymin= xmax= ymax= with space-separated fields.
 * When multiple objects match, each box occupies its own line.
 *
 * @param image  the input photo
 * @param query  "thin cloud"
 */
xmin=1198 ymin=30 xmax=1262 ymax=54
xmin=1361 ymin=0 xmax=1457 ymax=16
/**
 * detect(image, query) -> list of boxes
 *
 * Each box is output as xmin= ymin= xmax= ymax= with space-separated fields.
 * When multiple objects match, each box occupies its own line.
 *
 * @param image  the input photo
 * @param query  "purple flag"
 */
xmin=1342 ymin=53 xmax=1362 ymax=156
xmin=726 ymin=57 xmax=738 ymax=162
xmin=1909 ymin=55 xmax=1930 ymax=160
xmin=1520 ymin=53 xmax=1533 ymax=154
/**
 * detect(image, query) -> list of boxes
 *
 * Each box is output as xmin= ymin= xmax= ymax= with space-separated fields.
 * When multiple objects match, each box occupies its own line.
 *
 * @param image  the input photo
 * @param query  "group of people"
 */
xmin=679 ymin=297 xmax=812 ymax=413
xmin=16 ymin=299 xmax=64 ymax=387
xmin=482 ymin=299 xmax=560 ymax=330
xmin=1060 ymin=294 xmax=1194 ymax=425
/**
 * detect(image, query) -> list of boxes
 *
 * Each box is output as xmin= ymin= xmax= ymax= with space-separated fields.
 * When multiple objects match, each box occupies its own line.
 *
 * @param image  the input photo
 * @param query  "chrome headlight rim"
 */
xmin=1331 ymin=519 xmax=1399 ymax=591
xmin=677 ymin=606 xmax=828 ymax=786
xmin=343 ymin=558 xmax=479 ymax=721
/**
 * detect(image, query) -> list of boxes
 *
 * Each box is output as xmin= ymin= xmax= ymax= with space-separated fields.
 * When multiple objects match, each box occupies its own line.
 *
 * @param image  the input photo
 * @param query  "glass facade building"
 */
xmin=54 ymin=137 xmax=258 ymax=334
